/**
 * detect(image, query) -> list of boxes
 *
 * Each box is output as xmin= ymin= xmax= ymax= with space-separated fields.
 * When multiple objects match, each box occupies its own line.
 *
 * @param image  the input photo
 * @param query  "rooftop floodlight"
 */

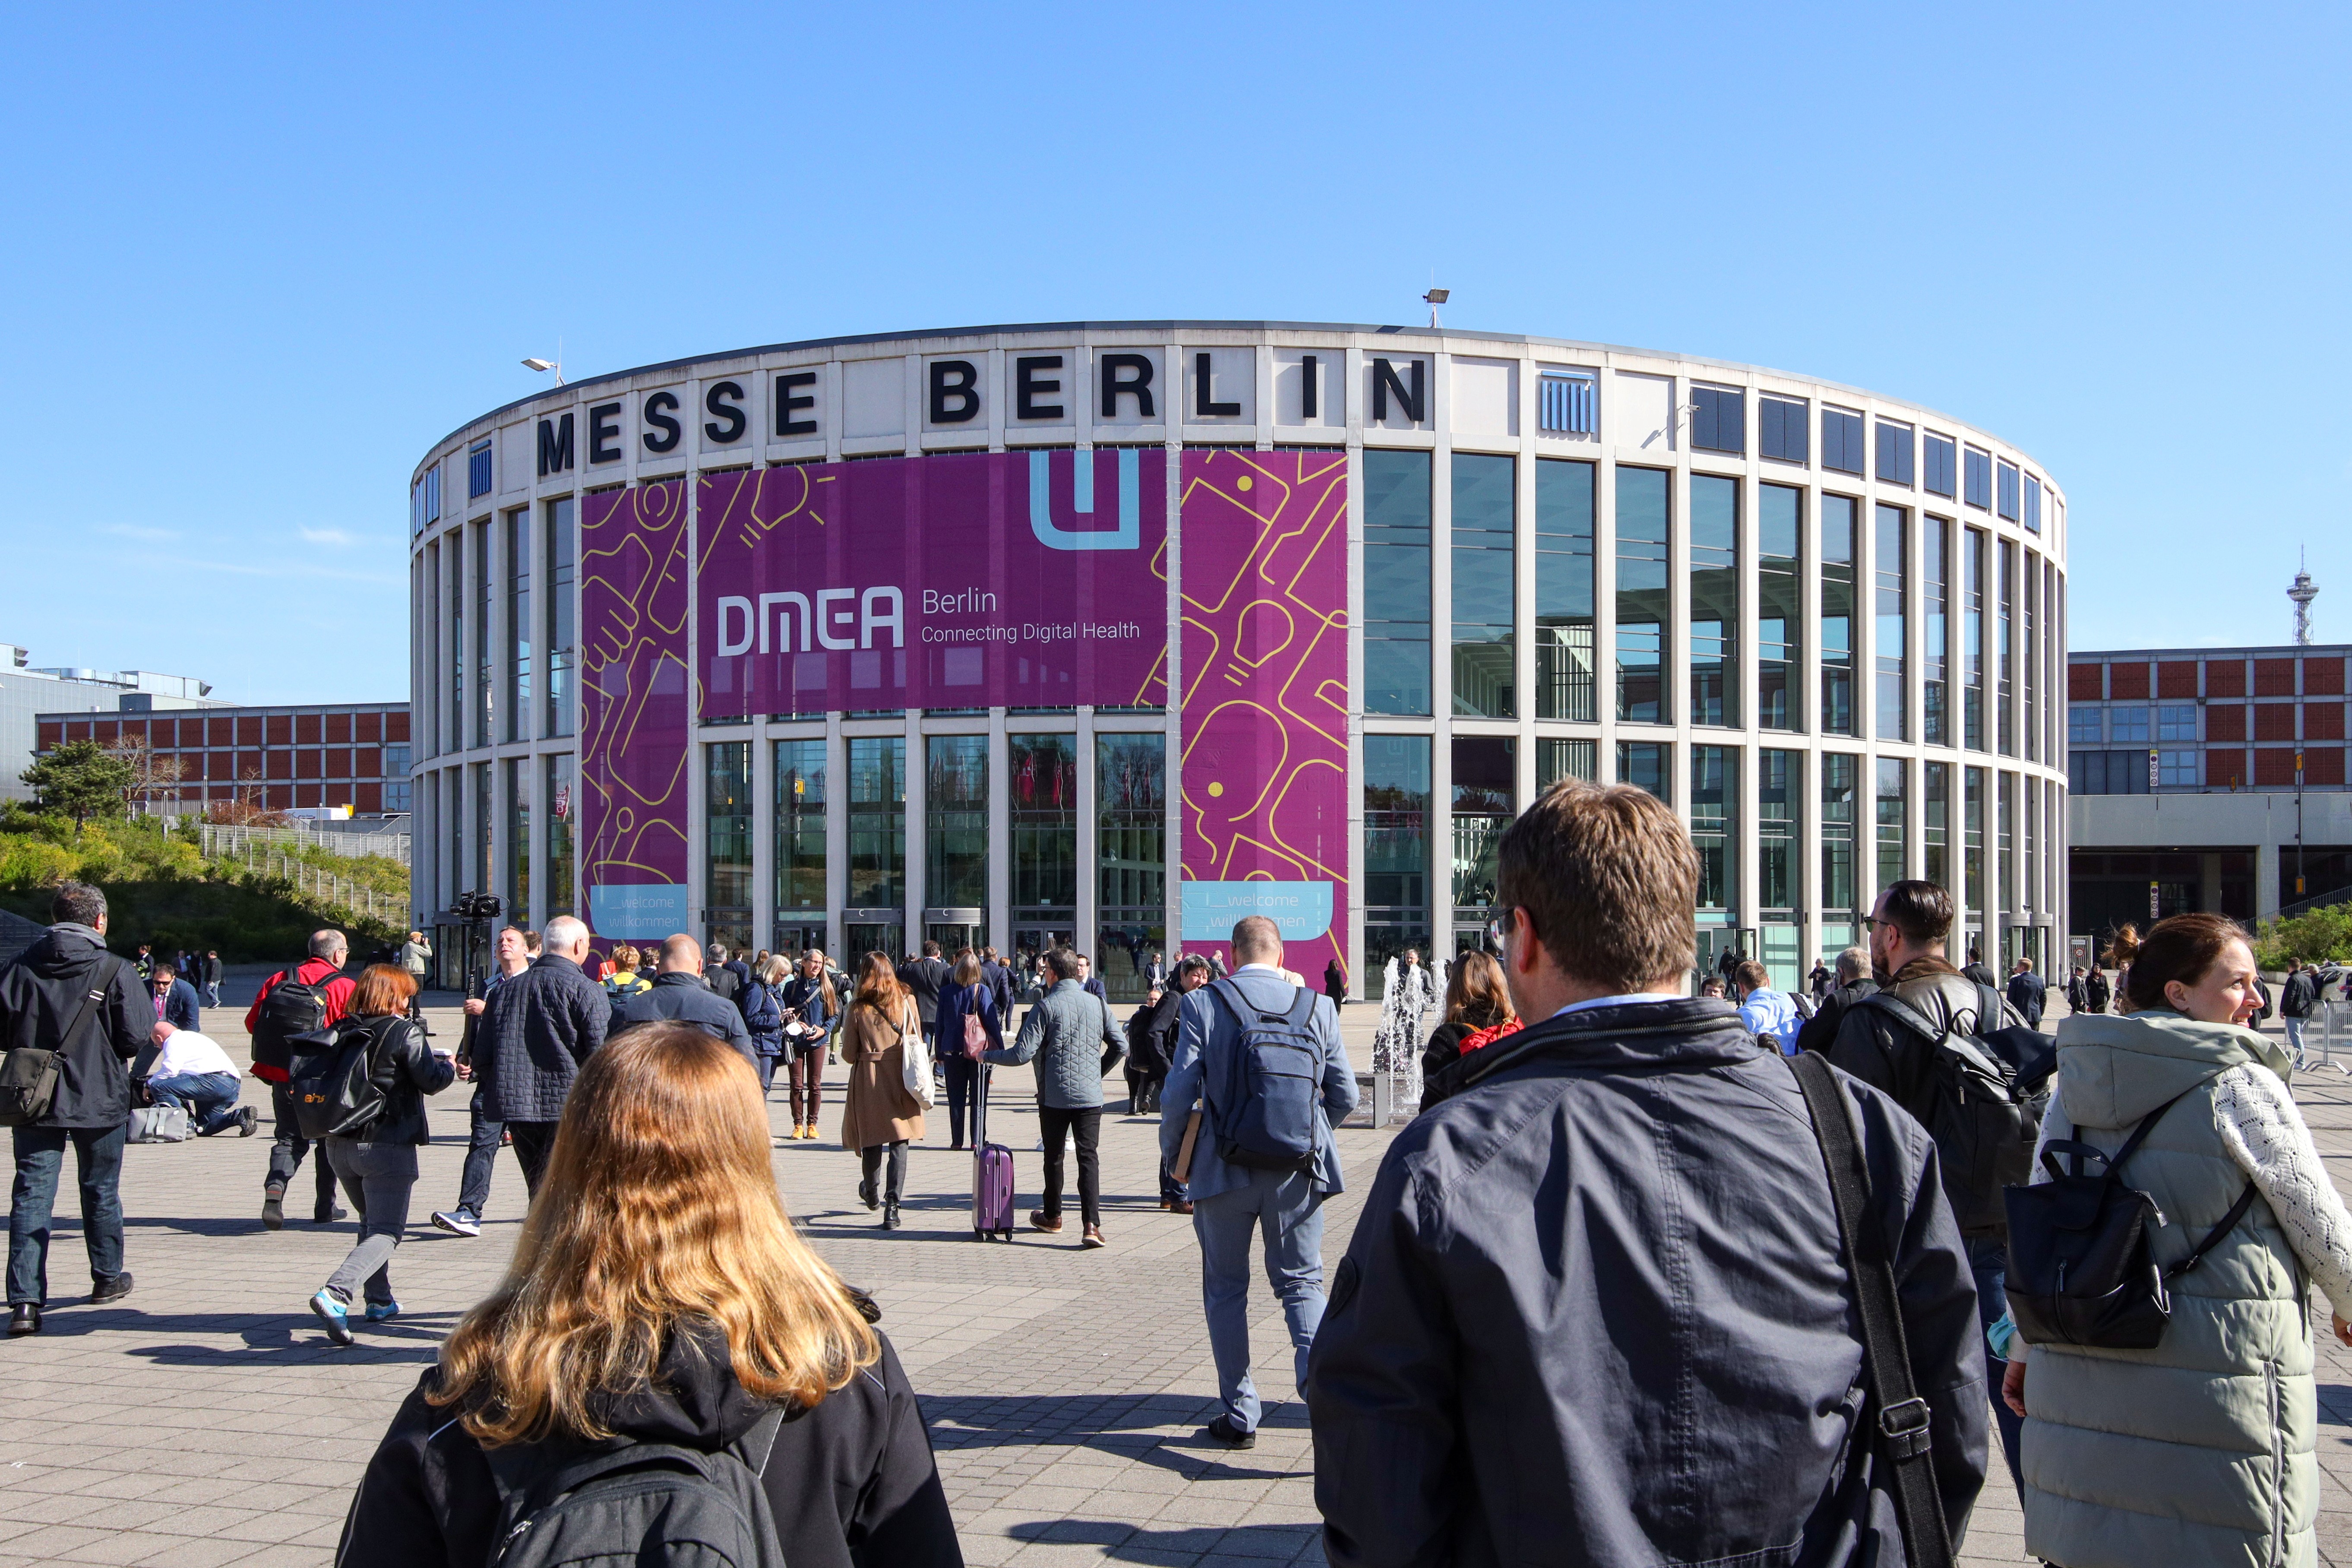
xmin=522 ymin=354 xmax=564 ymax=385
xmin=1423 ymin=287 xmax=1450 ymax=327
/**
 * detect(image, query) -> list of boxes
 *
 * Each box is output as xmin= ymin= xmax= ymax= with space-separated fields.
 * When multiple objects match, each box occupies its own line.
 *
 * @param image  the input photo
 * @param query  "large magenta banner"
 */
xmin=1177 ymin=450 xmax=1350 ymax=979
xmin=697 ymin=450 xmax=1169 ymax=716
xmin=579 ymin=480 xmax=692 ymax=936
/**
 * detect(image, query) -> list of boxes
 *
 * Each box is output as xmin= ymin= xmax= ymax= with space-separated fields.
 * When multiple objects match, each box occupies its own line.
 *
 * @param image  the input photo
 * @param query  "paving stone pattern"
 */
xmin=0 ymin=973 xmax=2349 ymax=1565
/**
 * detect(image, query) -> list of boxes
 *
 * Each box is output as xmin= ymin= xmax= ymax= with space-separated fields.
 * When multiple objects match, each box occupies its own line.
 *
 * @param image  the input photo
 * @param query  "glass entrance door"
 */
xmin=925 ymin=919 xmax=986 ymax=960
xmin=772 ymin=920 xmax=828 ymax=962
xmin=843 ymin=921 xmax=904 ymax=966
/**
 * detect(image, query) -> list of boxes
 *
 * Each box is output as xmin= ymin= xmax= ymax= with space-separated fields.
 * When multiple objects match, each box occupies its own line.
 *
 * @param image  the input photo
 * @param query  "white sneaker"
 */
xmin=432 ymin=1208 xmax=481 ymax=1237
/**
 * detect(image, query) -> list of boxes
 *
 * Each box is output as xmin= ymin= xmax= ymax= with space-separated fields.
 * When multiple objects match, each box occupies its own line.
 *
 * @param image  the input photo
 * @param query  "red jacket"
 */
xmin=244 ymin=957 xmax=357 ymax=1082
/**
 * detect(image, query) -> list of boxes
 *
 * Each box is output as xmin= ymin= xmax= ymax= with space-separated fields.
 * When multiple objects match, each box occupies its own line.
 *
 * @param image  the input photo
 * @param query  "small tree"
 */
xmin=21 ymin=740 xmax=134 ymax=838
xmin=105 ymin=734 xmax=188 ymax=815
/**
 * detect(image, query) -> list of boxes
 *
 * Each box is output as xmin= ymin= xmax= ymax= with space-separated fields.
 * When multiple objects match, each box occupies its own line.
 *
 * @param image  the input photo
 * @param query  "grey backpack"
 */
xmin=484 ymin=1408 xmax=787 ymax=1568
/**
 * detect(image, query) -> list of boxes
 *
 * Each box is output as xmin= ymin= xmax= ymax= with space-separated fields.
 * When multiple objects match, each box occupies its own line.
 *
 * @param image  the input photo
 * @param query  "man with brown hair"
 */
xmin=1308 ymin=781 xmax=1985 ymax=1565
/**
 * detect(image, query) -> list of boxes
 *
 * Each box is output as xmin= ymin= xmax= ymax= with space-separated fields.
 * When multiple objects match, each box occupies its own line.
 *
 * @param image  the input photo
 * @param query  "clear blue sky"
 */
xmin=3 ymin=3 xmax=2343 ymax=703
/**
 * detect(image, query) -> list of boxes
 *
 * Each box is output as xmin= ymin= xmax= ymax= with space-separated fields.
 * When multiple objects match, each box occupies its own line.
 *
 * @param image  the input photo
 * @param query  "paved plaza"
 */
xmin=0 ymin=976 xmax=2350 ymax=1565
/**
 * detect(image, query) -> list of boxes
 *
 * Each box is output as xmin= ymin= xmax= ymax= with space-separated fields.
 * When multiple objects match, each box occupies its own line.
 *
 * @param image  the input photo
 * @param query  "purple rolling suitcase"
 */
xmin=973 ymin=1063 xmax=1016 ymax=1241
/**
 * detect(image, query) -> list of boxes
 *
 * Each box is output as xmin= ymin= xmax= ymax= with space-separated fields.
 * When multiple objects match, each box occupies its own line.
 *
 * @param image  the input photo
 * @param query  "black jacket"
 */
xmin=1127 ymin=986 xmax=1184 ymax=1079
xmin=896 ymin=958 xmax=952 ymax=1026
xmin=477 ymin=954 xmax=609 ymax=1124
xmin=619 ymin=972 xmax=758 ymax=1065
xmin=1793 ymin=976 xmax=1879 ymax=1058
xmin=1417 ymin=1010 xmax=1514 ymax=1093
xmin=0 ymin=925 xmax=148 ymax=1129
xmin=337 ymin=1322 xmax=961 ymax=1568
xmin=1308 ymin=999 xmax=1984 ymax=1567
xmin=332 ymin=1014 xmax=456 ymax=1144
xmin=2004 ymin=969 xmax=2046 ymax=1028
xmin=2084 ymin=971 xmax=2112 ymax=1011
xmin=2283 ymin=971 xmax=2318 ymax=1019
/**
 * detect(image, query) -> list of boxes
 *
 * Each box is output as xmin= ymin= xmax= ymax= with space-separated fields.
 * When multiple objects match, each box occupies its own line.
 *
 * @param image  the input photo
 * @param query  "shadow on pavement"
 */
xmin=1002 ymin=1517 xmax=1320 ymax=1560
xmin=924 ymin=1393 xmax=1303 ymax=1483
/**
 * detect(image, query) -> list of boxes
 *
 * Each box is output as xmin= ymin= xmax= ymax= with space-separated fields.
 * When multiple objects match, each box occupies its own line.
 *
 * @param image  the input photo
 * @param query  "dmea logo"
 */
xmin=1030 ymin=446 xmax=1142 ymax=551
xmin=711 ymin=588 xmax=901 ymax=657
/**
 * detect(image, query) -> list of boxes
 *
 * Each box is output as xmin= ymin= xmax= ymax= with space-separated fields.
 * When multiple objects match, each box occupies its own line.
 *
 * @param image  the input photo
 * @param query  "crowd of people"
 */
xmin=6 ymin=765 xmax=2352 ymax=1566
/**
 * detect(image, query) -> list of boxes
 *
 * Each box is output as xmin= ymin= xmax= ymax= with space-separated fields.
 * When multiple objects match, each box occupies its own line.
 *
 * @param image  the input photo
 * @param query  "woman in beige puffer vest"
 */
xmin=2009 ymin=915 xmax=2352 ymax=1568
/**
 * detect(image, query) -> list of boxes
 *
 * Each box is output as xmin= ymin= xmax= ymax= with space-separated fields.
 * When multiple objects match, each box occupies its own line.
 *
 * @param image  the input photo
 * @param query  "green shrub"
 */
xmin=2253 ymin=902 xmax=2352 ymax=970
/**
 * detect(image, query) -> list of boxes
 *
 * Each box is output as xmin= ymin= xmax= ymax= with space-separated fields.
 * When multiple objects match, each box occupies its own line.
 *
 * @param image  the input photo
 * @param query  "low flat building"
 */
xmin=35 ymin=702 xmax=412 ymax=818
xmin=0 ymin=646 xmax=222 ymax=803
xmin=2068 ymin=642 xmax=2349 ymax=935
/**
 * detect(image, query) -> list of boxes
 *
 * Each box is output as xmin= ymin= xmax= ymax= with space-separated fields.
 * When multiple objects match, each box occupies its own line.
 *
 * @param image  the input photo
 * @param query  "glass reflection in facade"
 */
xmin=1616 ymin=468 xmax=1669 ymax=723
xmin=1759 ymin=485 xmax=1801 ymax=730
xmin=1689 ymin=476 xmax=1738 ymax=727
xmin=1875 ymin=505 xmax=1907 ymax=742
xmin=705 ymin=741 xmax=752 ymax=952
xmin=1364 ymin=452 xmax=1432 ymax=715
xmin=1691 ymin=746 xmax=1734 ymax=914
xmin=1536 ymin=459 xmax=1595 ymax=722
xmin=1365 ymin=735 xmax=1432 ymax=997
xmin=847 ymin=737 xmax=905 ymax=910
xmin=1452 ymin=455 xmax=1515 ymax=718
xmin=544 ymin=752 xmax=573 ymax=917
xmin=1450 ymin=737 xmax=1513 ymax=911
xmin=775 ymin=740 xmax=825 ymax=915
xmin=924 ymin=737 xmax=987 ymax=910
xmin=1096 ymin=733 xmax=1166 ymax=1002
xmin=1759 ymin=749 xmax=1797 ymax=910
xmin=1821 ymin=497 xmax=1856 ymax=735
xmin=1822 ymin=753 xmax=1857 ymax=920
xmin=1010 ymin=733 xmax=1078 ymax=924
xmin=1875 ymin=758 xmax=1907 ymax=899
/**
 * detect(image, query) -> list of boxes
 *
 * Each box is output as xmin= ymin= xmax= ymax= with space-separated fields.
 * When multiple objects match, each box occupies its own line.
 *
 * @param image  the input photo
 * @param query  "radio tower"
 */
xmin=2289 ymin=550 xmax=2319 ymax=646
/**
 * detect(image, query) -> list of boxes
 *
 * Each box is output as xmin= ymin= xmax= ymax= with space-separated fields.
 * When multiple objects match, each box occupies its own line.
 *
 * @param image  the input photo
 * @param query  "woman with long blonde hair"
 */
xmin=838 ymin=952 xmax=926 ymax=1230
xmin=336 ymin=1023 xmax=960 ymax=1565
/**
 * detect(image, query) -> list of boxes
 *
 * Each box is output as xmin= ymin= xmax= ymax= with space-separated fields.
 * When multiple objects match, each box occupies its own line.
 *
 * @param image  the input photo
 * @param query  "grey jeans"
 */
xmin=1192 ymin=1166 xmax=1327 ymax=1433
xmin=322 ymin=1138 xmax=417 ymax=1307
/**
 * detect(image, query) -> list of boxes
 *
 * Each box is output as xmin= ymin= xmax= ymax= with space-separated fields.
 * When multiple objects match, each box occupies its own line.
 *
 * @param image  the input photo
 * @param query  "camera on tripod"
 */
xmin=453 ymin=891 xmax=504 ymax=922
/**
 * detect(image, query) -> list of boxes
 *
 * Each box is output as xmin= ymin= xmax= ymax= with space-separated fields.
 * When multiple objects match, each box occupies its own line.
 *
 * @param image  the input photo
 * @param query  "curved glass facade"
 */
xmin=408 ymin=323 xmax=2068 ymax=995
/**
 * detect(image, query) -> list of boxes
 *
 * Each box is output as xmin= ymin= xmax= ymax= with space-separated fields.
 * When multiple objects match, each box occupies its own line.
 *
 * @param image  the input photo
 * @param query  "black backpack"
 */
xmin=1856 ymin=983 xmax=2048 ymax=1237
xmin=2004 ymin=1090 xmax=2258 ymax=1350
xmin=252 ymin=963 xmax=332 ymax=1077
xmin=283 ymin=1016 xmax=396 ymax=1141
xmin=483 ymin=1408 xmax=788 ymax=1568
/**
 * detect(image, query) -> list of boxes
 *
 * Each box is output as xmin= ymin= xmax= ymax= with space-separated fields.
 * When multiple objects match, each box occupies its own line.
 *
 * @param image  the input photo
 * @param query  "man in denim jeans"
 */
xmin=1162 ymin=916 xmax=1356 ymax=1448
xmin=143 ymin=1021 xmax=255 ymax=1137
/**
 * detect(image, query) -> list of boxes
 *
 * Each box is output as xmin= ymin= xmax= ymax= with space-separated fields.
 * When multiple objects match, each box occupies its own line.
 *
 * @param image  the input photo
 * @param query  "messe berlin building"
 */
xmin=404 ymin=321 xmax=2070 ymax=998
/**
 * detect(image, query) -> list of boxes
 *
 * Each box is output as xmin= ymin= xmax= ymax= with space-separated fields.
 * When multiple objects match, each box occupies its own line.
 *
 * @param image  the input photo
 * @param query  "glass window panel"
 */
xmin=2156 ymin=705 xmax=2197 ymax=742
xmin=1537 ymin=737 xmax=1597 ymax=790
xmin=1924 ymin=433 xmax=1957 ymax=498
xmin=1364 ymin=450 xmax=1433 ymax=715
xmin=1450 ymin=737 xmax=1514 ymax=907
xmin=1821 ymin=496 xmax=1856 ymax=735
xmin=1922 ymin=516 xmax=1947 ymax=746
xmin=1759 ymin=749 xmax=1798 ymax=910
xmin=1875 ymin=758 xmax=1907 ymax=897
xmin=1821 ymin=753 xmax=1857 ymax=917
xmin=1616 ymin=467 xmax=1669 ymax=723
xmin=1875 ymin=505 xmax=1907 ymax=741
xmin=1759 ymin=484 xmax=1801 ymax=732
xmin=925 ymin=736 xmax=988 ymax=910
xmin=506 ymin=509 xmax=531 ymax=744
xmin=1692 ymin=386 xmax=1744 ymax=455
xmin=774 ymin=739 xmax=826 ymax=913
xmin=1964 ymin=767 xmax=1986 ymax=919
xmin=1616 ymin=741 xmax=1669 ymax=803
xmin=544 ymin=753 xmax=573 ymax=917
xmin=1823 ymin=408 xmax=1865 ymax=475
xmin=474 ymin=519 xmax=493 ymax=749
xmin=1451 ymin=453 xmax=1516 ymax=718
xmin=1535 ymin=458 xmax=1596 ymax=722
xmin=1965 ymin=447 xmax=1993 ymax=510
xmin=506 ymin=756 xmax=531 ymax=917
xmin=1923 ymin=760 xmax=1950 ymax=891
xmin=2069 ymin=705 xmax=2103 ymax=744
xmin=1689 ymin=475 xmax=1739 ymax=727
xmin=1009 ymin=733 xmax=1078 ymax=915
xmin=847 ymin=736 xmax=906 ymax=910
xmin=2109 ymin=706 xmax=2150 ymax=743
xmin=705 ymin=742 xmax=752 ymax=948
xmin=1364 ymin=734 xmax=1433 ymax=994
xmin=1963 ymin=528 xmax=1986 ymax=750
xmin=1691 ymin=746 xmax=1735 ymax=912
xmin=1998 ymin=541 xmax=2016 ymax=755
xmin=1875 ymin=422 xmax=1915 ymax=487
xmin=1760 ymin=395 xmax=1809 ymax=463
xmin=1096 ymin=733 xmax=1167 ymax=933
xmin=544 ymin=497 xmax=575 ymax=739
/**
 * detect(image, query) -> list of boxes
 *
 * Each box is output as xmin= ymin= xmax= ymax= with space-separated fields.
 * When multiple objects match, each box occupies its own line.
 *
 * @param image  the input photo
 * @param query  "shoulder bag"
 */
xmin=1787 ymin=1049 xmax=1956 ymax=1568
xmin=961 ymin=990 xmax=990 ymax=1062
xmin=0 ymin=955 xmax=126 ymax=1127
xmin=898 ymin=1005 xmax=936 ymax=1109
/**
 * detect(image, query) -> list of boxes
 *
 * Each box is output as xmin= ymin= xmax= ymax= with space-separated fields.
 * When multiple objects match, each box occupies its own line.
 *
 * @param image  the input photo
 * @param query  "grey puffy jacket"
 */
xmin=1308 ymin=999 xmax=1988 ymax=1567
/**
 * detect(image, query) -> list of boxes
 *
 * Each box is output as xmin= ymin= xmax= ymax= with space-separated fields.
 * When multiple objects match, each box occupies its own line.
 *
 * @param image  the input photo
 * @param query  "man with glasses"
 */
xmin=1309 ymin=783 xmax=1984 ymax=1563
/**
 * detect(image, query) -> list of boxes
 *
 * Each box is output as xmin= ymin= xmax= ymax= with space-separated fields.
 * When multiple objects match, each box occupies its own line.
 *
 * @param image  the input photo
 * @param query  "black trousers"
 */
xmin=507 ymin=1121 xmax=559 ymax=1198
xmin=1036 ymin=1106 xmax=1102 ymax=1227
xmin=942 ymin=1056 xmax=979 ymax=1147
xmin=266 ymin=1082 xmax=341 ymax=1214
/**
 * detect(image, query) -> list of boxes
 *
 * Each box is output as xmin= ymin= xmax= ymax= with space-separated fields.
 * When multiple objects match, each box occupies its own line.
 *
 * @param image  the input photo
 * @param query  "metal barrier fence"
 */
xmin=187 ymin=826 xmax=406 ymax=926
xmin=167 ymin=819 xmax=411 ymax=866
xmin=2308 ymin=1001 xmax=2352 ymax=1075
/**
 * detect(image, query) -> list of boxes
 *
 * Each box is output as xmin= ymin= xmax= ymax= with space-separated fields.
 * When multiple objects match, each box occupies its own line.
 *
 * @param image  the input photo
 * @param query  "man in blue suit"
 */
xmin=1162 ymin=914 xmax=1357 ymax=1449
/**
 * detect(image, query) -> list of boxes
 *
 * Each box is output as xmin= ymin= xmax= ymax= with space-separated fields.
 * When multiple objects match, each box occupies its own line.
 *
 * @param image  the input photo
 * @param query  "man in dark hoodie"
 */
xmin=0 ymin=882 xmax=152 ymax=1334
xmin=618 ymin=935 xmax=757 ymax=1065
xmin=1309 ymin=784 xmax=1984 ymax=1565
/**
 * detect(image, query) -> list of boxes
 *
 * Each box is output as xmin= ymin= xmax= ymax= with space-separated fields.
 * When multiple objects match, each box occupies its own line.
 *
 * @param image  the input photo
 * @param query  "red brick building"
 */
xmin=36 ymin=703 xmax=411 ymax=816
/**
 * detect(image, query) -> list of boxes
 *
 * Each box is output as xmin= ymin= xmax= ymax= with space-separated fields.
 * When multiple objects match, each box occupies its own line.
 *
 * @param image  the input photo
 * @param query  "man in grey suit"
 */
xmin=1162 ymin=915 xmax=1357 ymax=1449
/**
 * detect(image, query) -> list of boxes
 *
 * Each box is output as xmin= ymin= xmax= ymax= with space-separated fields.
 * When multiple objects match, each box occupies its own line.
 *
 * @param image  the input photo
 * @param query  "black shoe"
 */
xmin=261 ymin=1184 xmax=285 ymax=1231
xmin=1203 ymin=1415 xmax=1255 ymax=1449
xmin=89 ymin=1272 xmax=133 ymax=1306
xmin=882 ymin=1201 xmax=902 ymax=1231
xmin=236 ymin=1106 xmax=258 ymax=1137
xmin=313 ymin=1204 xmax=349 ymax=1224
xmin=858 ymin=1178 xmax=879 ymax=1211
xmin=7 ymin=1305 xmax=39 ymax=1336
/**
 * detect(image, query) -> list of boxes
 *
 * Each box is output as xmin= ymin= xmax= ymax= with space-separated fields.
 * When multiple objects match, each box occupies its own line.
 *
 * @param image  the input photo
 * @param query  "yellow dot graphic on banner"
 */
xmin=1236 ymin=476 xmax=1253 ymax=491
xmin=1208 ymin=781 xmax=1224 ymax=797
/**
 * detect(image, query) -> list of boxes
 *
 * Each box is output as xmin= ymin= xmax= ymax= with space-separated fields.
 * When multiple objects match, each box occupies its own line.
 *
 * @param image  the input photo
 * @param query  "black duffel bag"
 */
xmin=2004 ymin=1089 xmax=2257 ymax=1350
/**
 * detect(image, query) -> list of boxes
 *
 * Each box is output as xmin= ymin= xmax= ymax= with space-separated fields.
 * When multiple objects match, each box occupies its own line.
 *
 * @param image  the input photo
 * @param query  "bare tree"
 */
xmin=104 ymin=735 xmax=188 ymax=815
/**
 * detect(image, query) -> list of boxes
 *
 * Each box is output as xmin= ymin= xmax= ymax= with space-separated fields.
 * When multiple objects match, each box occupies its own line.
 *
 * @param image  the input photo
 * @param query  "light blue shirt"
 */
xmin=1162 ymin=967 xmax=1357 ymax=1201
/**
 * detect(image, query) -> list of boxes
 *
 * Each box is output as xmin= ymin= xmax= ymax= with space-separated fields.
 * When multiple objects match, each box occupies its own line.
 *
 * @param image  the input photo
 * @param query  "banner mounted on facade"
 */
xmin=697 ymin=449 xmax=1169 ymax=717
xmin=1176 ymin=449 xmax=1350 ymax=977
xmin=578 ymin=480 xmax=692 ymax=937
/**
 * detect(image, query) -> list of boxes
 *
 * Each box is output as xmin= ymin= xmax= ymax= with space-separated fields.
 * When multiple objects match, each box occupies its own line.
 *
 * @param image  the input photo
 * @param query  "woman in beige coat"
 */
xmin=838 ymin=952 xmax=926 ymax=1230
